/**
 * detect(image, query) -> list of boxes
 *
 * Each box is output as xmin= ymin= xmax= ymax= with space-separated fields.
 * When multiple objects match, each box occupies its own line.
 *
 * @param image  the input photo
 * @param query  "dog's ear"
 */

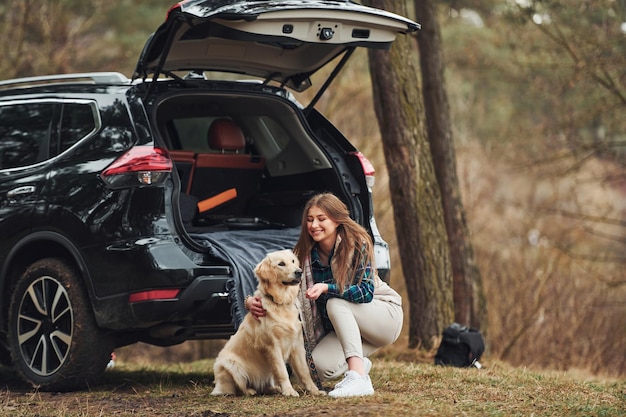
xmin=255 ymin=256 xmax=276 ymax=282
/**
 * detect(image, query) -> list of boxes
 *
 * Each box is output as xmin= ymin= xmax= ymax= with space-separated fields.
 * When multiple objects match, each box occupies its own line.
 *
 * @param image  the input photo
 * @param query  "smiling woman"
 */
xmin=246 ymin=193 xmax=403 ymax=397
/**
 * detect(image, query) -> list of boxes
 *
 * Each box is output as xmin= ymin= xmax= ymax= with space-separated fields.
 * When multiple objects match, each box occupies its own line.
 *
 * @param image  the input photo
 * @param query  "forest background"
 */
xmin=1 ymin=0 xmax=625 ymax=379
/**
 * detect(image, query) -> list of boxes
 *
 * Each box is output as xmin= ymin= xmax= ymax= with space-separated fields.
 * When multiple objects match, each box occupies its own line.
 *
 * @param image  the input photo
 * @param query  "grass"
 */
xmin=0 ymin=357 xmax=623 ymax=417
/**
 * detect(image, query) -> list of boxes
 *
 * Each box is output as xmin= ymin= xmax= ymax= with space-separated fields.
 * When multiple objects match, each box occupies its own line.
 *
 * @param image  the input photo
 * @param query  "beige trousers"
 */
xmin=311 ymin=297 xmax=403 ymax=381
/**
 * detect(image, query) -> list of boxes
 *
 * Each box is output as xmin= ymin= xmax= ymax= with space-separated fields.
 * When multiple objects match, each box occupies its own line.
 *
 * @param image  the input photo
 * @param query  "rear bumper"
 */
xmin=129 ymin=274 xmax=232 ymax=323
xmin=93 ymin=274 xmax=234 ymax=334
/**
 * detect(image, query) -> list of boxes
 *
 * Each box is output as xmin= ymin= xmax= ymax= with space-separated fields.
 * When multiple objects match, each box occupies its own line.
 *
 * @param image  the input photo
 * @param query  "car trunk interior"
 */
xmin=153 ymin=88 xmax=348 ymax=233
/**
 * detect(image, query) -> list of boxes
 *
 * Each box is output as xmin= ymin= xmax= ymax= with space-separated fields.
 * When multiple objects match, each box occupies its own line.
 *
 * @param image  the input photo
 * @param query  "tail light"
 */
xmin=101 ymin=146 xmax=172 ymax=189
xmin=129 ymin=289 xmax=180 ymax=303
xmin=351 ymin=151 xmax=376 ymax=189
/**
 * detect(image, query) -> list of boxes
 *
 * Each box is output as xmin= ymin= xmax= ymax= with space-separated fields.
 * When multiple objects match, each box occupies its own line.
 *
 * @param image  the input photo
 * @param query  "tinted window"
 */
xmin=58 ymin=102 xmax=97 ymax=153
xmin=171 ymin=117 xmax=218 ymax=152
xmin=0 ymin=102 xmax=54 ymax=169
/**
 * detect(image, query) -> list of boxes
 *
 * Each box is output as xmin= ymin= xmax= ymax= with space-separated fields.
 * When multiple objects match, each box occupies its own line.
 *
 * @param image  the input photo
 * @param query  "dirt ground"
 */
xmin=2 ymin=348 xmax=623 ymax=417
xmin=0 ymin=341 xmax=396 ymax=417
xmin=0 ymin=364 xmax=400 ymax=417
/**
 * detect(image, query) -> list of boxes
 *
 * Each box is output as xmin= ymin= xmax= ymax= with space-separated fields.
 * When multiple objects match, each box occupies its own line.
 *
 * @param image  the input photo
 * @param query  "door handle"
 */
xmin=7 ymin=186 xmax=36 ymax=198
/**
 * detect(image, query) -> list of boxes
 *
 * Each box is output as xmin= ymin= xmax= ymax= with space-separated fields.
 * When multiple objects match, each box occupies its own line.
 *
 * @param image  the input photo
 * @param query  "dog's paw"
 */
xmin=210 ymin=390 xmax=233 ymax=396
xmin=281 ymin=388 xmax=300 ymax=397
xmin=309 ymin=388 xmax=327 ymax=396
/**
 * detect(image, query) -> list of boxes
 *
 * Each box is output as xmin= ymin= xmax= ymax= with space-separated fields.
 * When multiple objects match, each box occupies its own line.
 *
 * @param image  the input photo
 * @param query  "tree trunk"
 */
xmin=365 ymin=0 xmax=453 ymax=349
xmin=414 ymin=0 xmax=488 ymax=330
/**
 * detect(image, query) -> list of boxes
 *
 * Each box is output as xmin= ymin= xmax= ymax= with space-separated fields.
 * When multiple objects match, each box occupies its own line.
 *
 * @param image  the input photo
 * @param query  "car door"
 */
xmin=0 ymin=100 xmax=57 ymax=270
xmin=134 ymin=0 xmax=419 ymax=94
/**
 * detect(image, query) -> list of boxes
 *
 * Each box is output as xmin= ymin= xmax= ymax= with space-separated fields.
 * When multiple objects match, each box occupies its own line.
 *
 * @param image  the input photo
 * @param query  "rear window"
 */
xmin=0 ymin=101 xmax=97 ymax=170
xmin=168 ymin=115 xmax=290 ymax=156
xmin=58 ymin=102 xmax=97 ymax=153
xmin=170 ymin=117 xmax=218 ymax=152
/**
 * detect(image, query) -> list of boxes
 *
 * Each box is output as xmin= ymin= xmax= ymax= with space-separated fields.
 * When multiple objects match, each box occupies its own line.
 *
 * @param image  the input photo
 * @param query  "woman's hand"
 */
xmin=246 ymin=295 xmax=266 ymax=320
xmin=306 ymin=283 xmax=328 ymax=301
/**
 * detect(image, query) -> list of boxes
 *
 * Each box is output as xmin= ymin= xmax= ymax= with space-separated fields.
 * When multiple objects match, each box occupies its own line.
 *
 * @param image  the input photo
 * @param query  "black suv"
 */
xmin=0 ymin=0 xmax=418 ymax=390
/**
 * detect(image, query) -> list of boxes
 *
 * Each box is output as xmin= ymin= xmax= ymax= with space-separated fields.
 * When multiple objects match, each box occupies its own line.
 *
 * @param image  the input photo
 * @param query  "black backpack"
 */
xmin=434 ymin=323 xmax=485 ymax=368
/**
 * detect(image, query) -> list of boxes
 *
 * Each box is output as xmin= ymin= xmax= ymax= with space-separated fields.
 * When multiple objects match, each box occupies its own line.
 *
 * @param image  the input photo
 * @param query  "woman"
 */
xmin=245 ymin=193 xmax=403 ymax=397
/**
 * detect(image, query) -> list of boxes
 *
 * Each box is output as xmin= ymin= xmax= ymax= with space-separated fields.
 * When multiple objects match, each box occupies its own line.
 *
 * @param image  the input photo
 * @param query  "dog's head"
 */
xmin=254 ymin=249 xmax=302 ymax=305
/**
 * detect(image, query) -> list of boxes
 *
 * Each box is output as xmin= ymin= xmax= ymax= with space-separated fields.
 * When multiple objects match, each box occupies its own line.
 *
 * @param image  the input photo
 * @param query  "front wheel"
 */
xmin=8 ymin=258 xmax=113 ymax=391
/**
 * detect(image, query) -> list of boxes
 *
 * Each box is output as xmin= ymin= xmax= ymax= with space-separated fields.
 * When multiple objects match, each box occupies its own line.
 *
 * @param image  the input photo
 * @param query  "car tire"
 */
xmin=8 ymin=258 xmax=113 ymax=391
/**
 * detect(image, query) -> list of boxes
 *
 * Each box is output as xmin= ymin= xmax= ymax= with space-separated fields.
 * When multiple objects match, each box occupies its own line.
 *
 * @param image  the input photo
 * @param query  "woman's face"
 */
xmin=306 ymin=205 xmax=339 ymax=248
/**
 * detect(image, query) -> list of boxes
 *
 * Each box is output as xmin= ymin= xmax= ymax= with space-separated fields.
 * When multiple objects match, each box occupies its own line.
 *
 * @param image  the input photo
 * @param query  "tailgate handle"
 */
xmin=7 ymin=186 xmax=35 ymax=198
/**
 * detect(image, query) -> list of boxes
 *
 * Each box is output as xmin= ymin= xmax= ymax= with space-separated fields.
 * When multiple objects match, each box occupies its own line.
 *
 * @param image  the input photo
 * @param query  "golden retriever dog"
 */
xmin=211 ymin=249 xmax=325 ymax=397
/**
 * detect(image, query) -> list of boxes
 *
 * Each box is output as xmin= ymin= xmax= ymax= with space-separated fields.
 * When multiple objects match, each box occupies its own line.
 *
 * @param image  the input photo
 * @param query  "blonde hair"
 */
xmin=293 ymin=193 xmax=375 ymax=291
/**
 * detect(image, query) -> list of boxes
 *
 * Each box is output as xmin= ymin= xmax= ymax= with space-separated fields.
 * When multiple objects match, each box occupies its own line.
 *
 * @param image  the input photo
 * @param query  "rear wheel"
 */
xmin=8 ymin=258 xmax=113 ymax=391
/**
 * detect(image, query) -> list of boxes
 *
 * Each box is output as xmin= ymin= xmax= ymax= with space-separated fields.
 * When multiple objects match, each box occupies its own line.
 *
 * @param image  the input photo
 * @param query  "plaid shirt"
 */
xmin=310 ymin=245 xmax=374 ymax=332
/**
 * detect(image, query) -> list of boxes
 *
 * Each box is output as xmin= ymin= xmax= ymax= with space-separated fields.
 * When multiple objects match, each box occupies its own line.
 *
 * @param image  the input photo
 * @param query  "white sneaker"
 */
xmin=364 ymin=357 xmax=372 ymax=375
xmin=333 ymin=358 xmax=370 ymax=389
xmin=329 ymin=370 xmax=374 ymax=398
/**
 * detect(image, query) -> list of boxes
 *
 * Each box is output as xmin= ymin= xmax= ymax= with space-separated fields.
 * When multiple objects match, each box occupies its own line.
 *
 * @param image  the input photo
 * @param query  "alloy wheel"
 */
xmin=16 ymin=276 xmax=73 ymax=377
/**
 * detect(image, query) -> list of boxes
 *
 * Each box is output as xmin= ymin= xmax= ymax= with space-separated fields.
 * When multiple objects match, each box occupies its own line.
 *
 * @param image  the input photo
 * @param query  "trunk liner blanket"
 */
xmin=191 ymin=227 xmax=301 ymax=328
